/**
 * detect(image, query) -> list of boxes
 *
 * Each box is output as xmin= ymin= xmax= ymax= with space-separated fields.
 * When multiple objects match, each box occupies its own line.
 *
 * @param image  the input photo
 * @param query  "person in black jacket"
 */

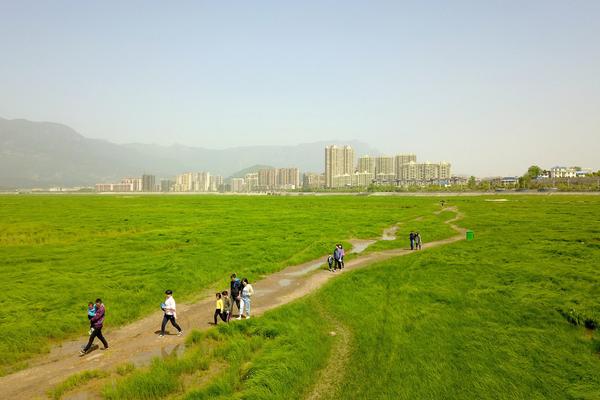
xmin=230 ymin=273 xmax=243 ymax=317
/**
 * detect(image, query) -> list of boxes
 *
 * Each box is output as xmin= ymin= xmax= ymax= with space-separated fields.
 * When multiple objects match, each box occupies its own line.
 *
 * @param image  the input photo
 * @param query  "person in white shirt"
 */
xmin=159 ymin=290 xmax=183 ymax=337
xmin=237 ymin=278 xmax=254 ymax=320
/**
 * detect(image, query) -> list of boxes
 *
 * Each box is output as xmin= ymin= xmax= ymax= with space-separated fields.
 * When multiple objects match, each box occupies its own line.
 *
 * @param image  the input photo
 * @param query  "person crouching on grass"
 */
xmin=80 ymin=298 xmax=108 ymax=355
xmin=159 ymin=290 xmax=183 ymax=337
xmin=213 ymin=293 xmax=228 ymax=324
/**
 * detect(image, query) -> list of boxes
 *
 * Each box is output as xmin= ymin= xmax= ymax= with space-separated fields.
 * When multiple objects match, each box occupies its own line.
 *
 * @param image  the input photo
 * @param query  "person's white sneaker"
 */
xmin=236 ymin=316 xmax=242 ymax=320
xmin=246 ymin=316 xmax=250 ymax=320
xmin=158 ymin=334 xmax=164 ymax=338
xmin=177 ymin=331 xmax=183 ymax=336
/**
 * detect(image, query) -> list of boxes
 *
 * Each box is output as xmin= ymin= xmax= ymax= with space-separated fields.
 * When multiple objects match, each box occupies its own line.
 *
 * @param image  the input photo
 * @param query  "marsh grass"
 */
xmin=48 ymin=369 xmax=108 ymax=399
xmin=102 ymin=195 xmax=600 ymax=399
xmin=0 ymin=195 xmax=441 ymax=374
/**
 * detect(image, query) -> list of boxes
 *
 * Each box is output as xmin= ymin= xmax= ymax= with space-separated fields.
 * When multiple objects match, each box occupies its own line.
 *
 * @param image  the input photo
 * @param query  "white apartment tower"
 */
xmin=325 ymin=145 xmax=355 ymax=188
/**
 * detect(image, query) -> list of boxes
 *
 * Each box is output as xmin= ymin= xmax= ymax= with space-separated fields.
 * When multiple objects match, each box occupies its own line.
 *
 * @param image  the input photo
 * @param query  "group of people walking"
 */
xmin=81 ymin=228 xmax=427 ymax=354
xmin=327 ymin=243 xmax=345 ymax=272
xmin=410 ymin=231 xmax=422 ymax=250
xmin=80 ymin=275 xmax=255 ymax=354
xmin=213 ymin=274 xmax=254 ymax=324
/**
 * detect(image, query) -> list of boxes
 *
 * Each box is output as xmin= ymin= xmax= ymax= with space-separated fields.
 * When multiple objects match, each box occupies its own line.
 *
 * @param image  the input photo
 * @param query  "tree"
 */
xmin=468 ymin=176 xmax=477 ymax=189
xmin=526 ymin=165 xmax=542 ymax=179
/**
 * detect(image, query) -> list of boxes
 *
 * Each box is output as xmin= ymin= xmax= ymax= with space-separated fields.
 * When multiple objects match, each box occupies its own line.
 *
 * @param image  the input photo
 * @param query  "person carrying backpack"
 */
xmin=333 ymin=245 xmax=342 ymax=271
xmin=230 ymin=274 xmax=243 ymax=317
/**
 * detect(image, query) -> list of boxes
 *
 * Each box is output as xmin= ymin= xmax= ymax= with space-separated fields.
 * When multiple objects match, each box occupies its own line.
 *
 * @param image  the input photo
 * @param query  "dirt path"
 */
xmin=304 ymin=309 xmax=352 ymax=400
xmin=0 ymin=208 xmax=466 ymax=399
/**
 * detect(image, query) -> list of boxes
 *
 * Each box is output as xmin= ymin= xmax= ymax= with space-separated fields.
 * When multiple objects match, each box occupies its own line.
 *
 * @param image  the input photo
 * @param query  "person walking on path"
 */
xmin=230 ymin=274 xmax=243 ymax=317
xmin=339 ymin=244 xmax=345 ymax=269
xmin=213 ymin=293 xmax=227 ymax=325
xmin=415 ymin=232 xmax=422 ymax=250
xmin=80 ymin=299 xmax=108 ymax=355
xmin=327 ymin=255 xmax=334 ymax=272
xmin=409 ymin=232 xmax=415 ymax=250
xmin=222 ymin=291 xmax=232 ymax=322
xmin=160 ymin=290 xmax=183 ymax=337
xmin=237 ymin=278 xmax=254 ymax=320
xmin=333 ymin=245 xmax=342 ymax=271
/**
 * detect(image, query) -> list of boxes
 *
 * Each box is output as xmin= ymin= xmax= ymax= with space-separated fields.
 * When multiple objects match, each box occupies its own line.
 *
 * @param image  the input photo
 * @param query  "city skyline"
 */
xmin=1 ymin=2 xmax=599 ymax=177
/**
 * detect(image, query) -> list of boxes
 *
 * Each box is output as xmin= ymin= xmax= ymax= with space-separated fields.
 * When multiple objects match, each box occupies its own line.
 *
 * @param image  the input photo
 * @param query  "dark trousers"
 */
xmin=232 ymin=297 xmax=241 ymax=314
xmin=335 ymin=260 xmax=342 ymax=270
xmin=161 ymin=314 xmax=182 ymax=335
xmin=410 ymin=239 xmax=414 ymax=250
xmin=214 ymin=309 xmax=228 ymax=324
xmin=84 ymin=327 xmax=108 ymax=351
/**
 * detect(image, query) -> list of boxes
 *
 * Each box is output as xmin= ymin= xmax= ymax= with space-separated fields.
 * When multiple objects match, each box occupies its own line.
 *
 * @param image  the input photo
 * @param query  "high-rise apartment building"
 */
xmin=174 ymin=172 xmax=211 ymax=192
xmin=258 ymin=169 xmax=278 ymax=190
xmin=244 ymin=173 xmax=259 ymax=192
xmin=397 ymin=161 xmax=451 ymax=183
xmin=303 ymin=172 xmax=325 ymax=189
xmin=231 ymin=178 xmax=245 ymax=193
xmin=325 ymin=145 xmax=355 ymax=188
xmin=352 ymin=171 xmax=375 ymax=187
xmin=209 ymin=175 xmax=224 ymax=192
xmin=142 ymin=174 xmax=156 ymax=192
xmin=357 ymin=155 xmax=375 ymax=174
xmin=121 ymin=177 xmax=142 ymax=192
xmin=160 ymin=179 xmax=174 ymax=192
xmin=373 ymin=156 xmax=395 ymax=183
xmin=277 ymin=168 xmax=300 ymax=189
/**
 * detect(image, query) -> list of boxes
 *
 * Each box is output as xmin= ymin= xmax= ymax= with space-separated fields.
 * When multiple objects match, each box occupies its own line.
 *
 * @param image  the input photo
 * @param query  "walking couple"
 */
xmin=229 ymin=274 xmax=254 ymax=320
xmin=410 ymin=231 xmax=422 ymax=250
xmin=328 ymin=244 xmax=345 ymax=272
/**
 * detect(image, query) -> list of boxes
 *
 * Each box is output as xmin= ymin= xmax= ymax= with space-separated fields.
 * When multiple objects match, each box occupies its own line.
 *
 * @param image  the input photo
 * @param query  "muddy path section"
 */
xmin=0 ymin=208 xmax=465 ymax=400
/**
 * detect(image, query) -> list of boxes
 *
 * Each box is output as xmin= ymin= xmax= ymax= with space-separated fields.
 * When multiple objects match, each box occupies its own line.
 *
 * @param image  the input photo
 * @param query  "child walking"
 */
xmin=222 ymin=291 xmax=232 ymax=322
xmin=87 ymin=302 xmax=96 ymax=335
xmin=213 ymin=293 xmax=227 ymax=324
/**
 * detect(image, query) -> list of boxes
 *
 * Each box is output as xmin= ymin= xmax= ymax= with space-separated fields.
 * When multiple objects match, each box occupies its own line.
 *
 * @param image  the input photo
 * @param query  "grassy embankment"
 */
xmin=98 ymin=196 xmax=600 ymax=399
xmin=0 ymin=195 xmax=441 ymax=375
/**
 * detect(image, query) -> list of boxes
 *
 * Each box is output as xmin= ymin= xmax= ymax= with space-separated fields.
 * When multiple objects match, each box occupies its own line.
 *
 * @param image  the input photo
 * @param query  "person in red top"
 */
xmin=80 ymin=298 xmax=109 ymax=355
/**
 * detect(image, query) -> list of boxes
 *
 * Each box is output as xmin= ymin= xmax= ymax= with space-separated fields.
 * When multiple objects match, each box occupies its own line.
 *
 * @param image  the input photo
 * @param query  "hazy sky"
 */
xmin=1 ymin=1 xmax=599 ymax=176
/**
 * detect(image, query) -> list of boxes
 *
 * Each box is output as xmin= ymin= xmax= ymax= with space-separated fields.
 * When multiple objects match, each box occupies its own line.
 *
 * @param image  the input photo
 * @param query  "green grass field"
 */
xmin=96 ymin=195 xmax=600 ymax=399
xmin=2 ymin=195 xmax=600 ymax=399
xmin=0 ymin=195 xmax=442 ymax=375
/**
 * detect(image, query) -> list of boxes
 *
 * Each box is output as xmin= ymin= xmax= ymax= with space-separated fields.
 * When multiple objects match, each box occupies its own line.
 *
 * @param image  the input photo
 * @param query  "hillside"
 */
xmin=0 ymin=117 xmax=379 ymax=187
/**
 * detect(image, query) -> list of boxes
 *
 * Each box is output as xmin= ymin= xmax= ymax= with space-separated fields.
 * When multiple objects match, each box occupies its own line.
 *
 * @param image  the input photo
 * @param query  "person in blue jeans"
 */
xmin=237 ymin=278 xmax=254 ymax=320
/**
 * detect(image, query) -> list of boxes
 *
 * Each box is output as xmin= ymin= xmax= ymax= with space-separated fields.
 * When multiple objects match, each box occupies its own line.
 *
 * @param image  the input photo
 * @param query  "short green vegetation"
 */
xmin=0 ymin=195 xmax=439 ymax=375
xmin=101 ymin=195 xmax=600 ymax=399
xmin=48 ymin=369 xmax=107 ymax=399
xmin=3 ymin=195 xmax=600 ymax=399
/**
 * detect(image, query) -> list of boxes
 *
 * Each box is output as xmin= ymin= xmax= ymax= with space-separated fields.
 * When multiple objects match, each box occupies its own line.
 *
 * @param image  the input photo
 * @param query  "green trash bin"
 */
xmin=466 ymin=230 xmax=474 ymax=241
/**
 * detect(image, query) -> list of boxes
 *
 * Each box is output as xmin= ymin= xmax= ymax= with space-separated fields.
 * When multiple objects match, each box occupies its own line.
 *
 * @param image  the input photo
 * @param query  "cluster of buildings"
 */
xmin=95 ymin=175 xmax=166 ymax=192
xmin=324 ymin=145 xmax=451 ymax=188
xmin=540 ymin=166 xmax=594 ymax=179
xmin=230 ymin=168 xmax=300 ymax=192
xmin=94 ymin=145 xmax=452 ymax=193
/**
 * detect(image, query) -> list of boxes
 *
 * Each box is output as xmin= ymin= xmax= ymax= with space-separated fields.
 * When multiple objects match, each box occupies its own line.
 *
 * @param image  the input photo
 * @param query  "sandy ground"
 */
xmin=0 ymin=208 xmax=466 ymax=399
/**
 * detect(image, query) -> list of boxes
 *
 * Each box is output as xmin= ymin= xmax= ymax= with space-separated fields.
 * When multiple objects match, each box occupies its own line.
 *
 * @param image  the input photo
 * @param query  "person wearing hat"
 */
xmin=159 ymin=290 xmax=183 ymax=337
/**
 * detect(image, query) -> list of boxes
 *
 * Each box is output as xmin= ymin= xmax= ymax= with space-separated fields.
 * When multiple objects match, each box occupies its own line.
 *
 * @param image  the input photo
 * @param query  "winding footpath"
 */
xmin=0 ymin=207 xmax=466 ymax=399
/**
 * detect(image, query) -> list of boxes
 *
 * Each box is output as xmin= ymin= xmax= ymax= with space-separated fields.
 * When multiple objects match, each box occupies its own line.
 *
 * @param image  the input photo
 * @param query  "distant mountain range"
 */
xmin=0 ymin=117 xmax=380 ymax=188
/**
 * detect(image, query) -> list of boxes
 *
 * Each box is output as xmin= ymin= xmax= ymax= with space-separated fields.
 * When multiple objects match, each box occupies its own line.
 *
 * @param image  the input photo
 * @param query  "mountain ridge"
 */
xmin=0 ymin=117 xmax=380 ymax=187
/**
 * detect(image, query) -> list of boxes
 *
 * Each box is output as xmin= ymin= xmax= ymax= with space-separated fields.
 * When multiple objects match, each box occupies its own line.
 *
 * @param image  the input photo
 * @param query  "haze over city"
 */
xmin=1 ymin=1 xmax=599 ymax=176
